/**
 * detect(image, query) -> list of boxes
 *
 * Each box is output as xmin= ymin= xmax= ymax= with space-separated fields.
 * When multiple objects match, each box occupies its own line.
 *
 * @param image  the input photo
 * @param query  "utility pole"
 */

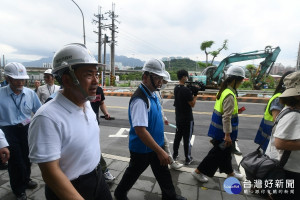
xmin=107 ymin=3 xmax=119 ymax=86
xmin=103 ymin=34 xmax=109 ymax=86
xmin=3 ymin=55 xmax=5 ymax=67
xmin=93 ymin=6 xmax=107 ymax=63
xmin=297 ymin=42 xmax=300 ymax=71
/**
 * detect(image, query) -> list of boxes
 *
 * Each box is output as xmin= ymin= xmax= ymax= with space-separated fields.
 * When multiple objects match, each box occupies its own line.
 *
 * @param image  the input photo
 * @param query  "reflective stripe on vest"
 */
xmin=254 ymin=93 xmax=281 ymax=151
xmin=207 ymin=88 xmax=239 ymax=141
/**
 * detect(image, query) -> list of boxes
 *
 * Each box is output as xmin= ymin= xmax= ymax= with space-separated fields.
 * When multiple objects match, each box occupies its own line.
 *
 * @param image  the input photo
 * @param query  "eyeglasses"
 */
xmin=44 ymin=75 xmax=52 ymax=79
xmin=150 ymin=74 xmax=163 ymax=81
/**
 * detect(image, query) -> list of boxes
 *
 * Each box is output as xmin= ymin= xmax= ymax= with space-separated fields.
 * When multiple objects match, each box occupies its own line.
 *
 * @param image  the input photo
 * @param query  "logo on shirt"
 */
xmin=90 ymin=94 xmax=101 ymax=102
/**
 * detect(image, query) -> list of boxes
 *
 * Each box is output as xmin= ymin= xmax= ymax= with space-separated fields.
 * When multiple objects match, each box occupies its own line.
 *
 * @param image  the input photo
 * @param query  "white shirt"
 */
xmin=28 ymin=91 xmax=101 ymax=180
xmin=0 ymin=129 xmax=9 ymax=149
xmin=130 ymin=86 xmax=157 ymax=128
xmin=266 ymin=107 xmax=300 ymax=173
xmin=37 ymin=84 xmax=60 ymax=104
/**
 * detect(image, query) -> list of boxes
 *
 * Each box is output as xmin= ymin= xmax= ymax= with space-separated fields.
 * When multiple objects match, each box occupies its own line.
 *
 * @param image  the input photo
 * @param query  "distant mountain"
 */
xmin=22 ymin=54 xmax=145 ymax=68
xmin=22 ymin=57 xmax=53 ymax=67
xmin=21 ymin=55 xmax=222 ymax=71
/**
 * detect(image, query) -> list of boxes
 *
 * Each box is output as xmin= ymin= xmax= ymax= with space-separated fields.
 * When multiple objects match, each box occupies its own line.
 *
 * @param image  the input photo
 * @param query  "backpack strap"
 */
xmin=272 ymin=108 xmax=300 ymax=167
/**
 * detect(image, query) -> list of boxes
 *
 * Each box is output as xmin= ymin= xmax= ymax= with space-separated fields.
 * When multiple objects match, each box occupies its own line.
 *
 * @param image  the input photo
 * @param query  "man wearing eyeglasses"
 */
xmin=114 ymin=59 xmax=186 ymax=200
xmin=0 ymin=62 xmax=41 ymax=200
xmin=37 ymin=69 xmax=60 ymax=104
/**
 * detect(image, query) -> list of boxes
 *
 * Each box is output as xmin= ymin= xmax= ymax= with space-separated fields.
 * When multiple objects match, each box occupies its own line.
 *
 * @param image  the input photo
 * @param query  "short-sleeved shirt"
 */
xmin=0 ymin=129 xmax=9 ymax=149
xmin=28 ymin=91 xmax=101 ymax=180
xmin=269 ymin=97 xmax=284 ymax=113
xmin=174 ymin=85 xmax=193 ymax=122
xmin=37 ymin=84 xmax=60 ymax=104
xmin=90 ymin=86 xmax=105 ymax=115
xmin=0 ymin=85 xmax=41 ymax=126
xmin=266 ymin=107 xmax=300 ymax=173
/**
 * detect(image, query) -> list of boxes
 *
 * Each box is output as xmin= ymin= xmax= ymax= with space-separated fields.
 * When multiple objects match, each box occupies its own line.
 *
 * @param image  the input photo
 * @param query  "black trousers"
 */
xmin=197 ymin=140 xmax=233 ymax=177
xmin=271 ymin=170 xmax=300 ymax=200
xmin=1 ymin=124 xmax=31 ymax=195
xmin=45 ymin=165 xmax=112 ymax=200
xmin=173 ymin=121 xmax=194 ymax=161
xmin=115 ymin=151 xmax=177 ymax=200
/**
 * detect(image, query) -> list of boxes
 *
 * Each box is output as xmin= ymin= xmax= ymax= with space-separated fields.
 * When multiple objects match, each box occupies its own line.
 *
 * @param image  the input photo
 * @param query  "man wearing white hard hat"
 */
xmin=28 ymin=43 xmax=112 ymax=200
xmin=37 ymin=69 xmax=60 ymax=104
xmin=115 ymin=59 xmax=186 ymax=200
xmin=0 ymin=62 xmax=41 ymax=200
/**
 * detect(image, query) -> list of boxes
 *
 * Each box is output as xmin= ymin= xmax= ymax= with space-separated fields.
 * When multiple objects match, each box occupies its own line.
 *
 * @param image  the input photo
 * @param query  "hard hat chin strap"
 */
xmin=68 ymin=65 xmax=95 ymax=101
xmin=149 ymin=74 xmax=158 ymax=90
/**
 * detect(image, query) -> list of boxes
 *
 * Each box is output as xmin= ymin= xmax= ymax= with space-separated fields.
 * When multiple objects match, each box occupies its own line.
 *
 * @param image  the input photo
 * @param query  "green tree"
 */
xmin=246 ymin=64 xmax=257 ymax=88
xmin=200 ymin=39 xmax=228 ymax=66
xmin=264 ymin=75 xmax=275 ymax=89
xmin=209 ymin=40 xmax=228 ymax=66
xmin=200 ymin=41 xmax=214 ymax=66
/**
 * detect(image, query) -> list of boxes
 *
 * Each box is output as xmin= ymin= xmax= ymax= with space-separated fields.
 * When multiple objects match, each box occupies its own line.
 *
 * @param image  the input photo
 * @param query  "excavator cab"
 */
xmin=200 ymin=46 xmax=281 ymax=89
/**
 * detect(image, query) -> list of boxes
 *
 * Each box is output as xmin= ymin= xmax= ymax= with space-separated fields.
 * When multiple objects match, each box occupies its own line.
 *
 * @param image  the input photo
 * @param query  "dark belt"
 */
xmin=16 ymin=123 xmax=25 ymax=127
xmin=0 ymin=123 xmax=29 ymax=129
xmin=71 ymin=162 xmax=101 ymax=185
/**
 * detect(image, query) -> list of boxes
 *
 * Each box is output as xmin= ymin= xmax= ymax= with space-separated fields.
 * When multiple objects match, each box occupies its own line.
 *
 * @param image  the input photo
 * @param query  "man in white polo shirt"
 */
xmin=28 ymin=43 xmax=112 ymax=200
xmin=37 ymin=69 xmax=60 ymax=104
xmin=0 ymin=129 xmax=10 ymax=167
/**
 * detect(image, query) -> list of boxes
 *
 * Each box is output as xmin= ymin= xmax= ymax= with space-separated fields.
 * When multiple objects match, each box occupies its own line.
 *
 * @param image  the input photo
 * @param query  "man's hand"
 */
xmin=164 ymin=120 xmax=169 ymax=125
xmin=104 ymin=113 xmax=110 ymax=120
xmin=224 ymin=133 xmax=232 ymax=147
xmin=157 ymin=150 xmax=170 ymax=166
xmin=0 ymin=147 xmax=10 ymax=163
xmin=190 ymin=86 xmax=198 ymax=96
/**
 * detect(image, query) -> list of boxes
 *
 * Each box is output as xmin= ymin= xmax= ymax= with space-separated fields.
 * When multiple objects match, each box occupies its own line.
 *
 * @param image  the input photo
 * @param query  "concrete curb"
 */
xmin=104 ymin=92 xmax=270 ymax=103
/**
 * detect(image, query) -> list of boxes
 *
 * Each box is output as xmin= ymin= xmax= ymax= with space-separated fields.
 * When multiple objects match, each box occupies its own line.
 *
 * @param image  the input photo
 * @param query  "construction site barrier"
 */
xmin=104 ymin=92 xmax=270 ymax=104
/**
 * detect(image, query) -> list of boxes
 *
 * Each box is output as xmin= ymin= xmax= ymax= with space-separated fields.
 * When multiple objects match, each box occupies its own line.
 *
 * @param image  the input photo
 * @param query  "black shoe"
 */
xmin=26 ymin=180 xmax=38 ymax=189
xmin=16 ymin=193 xmax=27 ymax=200
xmin=0 ymin=162 xmax=8 ymax=170
xmin=232 ymin=149 xmax=242 ymax=155
xmin=185 ymin=157 xmax=194 ymax=165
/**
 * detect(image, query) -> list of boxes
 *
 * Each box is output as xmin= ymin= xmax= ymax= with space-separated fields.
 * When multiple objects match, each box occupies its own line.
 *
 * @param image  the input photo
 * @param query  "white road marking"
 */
xmin=109 ymin=128 xmax=129 ymax=137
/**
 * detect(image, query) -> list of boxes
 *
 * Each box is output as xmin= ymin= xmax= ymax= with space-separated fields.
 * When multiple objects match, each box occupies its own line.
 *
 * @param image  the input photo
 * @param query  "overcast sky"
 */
xmin=0 ymin=0 xmax=299 ymax=67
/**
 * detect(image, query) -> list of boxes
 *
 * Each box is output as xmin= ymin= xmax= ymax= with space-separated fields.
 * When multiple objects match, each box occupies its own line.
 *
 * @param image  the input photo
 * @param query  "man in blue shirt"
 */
xmin=0 ymin=62 xmax=41 ymax=200
xmin=114 ymin=59 xmax=186 ymax=200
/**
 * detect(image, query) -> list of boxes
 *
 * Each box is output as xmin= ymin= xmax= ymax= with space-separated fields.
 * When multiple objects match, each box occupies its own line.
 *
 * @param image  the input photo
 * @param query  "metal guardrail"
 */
xmin=103 ymin=86 xmax=273 ymax=97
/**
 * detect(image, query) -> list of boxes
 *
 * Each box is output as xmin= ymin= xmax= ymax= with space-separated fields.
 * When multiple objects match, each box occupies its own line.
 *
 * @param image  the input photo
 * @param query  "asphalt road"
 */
xmin=99 ymin=96 xmax=266 ymax=168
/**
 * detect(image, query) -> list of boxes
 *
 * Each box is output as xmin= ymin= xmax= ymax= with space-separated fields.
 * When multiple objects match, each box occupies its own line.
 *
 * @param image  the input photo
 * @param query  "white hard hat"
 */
xmin=226 ymin=66 xmax=245 ymax=78
xmin=52 ymin=43 xmax=101 ymax=75
xmin=163 ymin=71 xmax=171 ymax=82
xmin=142 ymin=59 xmax=167 ymax=77
xmin=4 ymin=62 xmax=29 ymax=79
xmin=44 ymin=69 xmax=53 ymax=75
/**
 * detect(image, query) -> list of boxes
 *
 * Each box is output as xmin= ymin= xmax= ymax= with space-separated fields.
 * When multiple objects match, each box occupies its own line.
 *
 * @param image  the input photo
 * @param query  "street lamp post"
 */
xmin=70 ymin=0 xmax=86 ymax=45
xmin=195 ymin=57 xmax=198 ymax=74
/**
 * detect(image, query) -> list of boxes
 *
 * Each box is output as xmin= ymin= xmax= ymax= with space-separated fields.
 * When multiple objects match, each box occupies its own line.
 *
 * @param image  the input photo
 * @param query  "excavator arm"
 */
xmin=206 ymin=46 xmax=281 ymax=88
